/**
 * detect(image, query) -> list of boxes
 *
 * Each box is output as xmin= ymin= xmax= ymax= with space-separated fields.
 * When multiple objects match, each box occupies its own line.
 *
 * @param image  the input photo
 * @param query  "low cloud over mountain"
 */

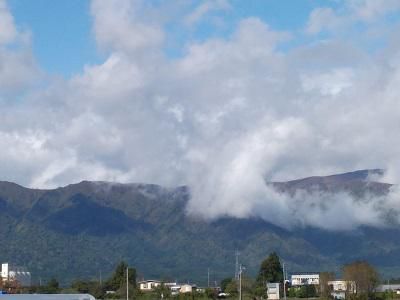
xmin=2 ymin=0 xmax=400 ymax=232
xmin=1 ymin=170 xmax=400 ymax=283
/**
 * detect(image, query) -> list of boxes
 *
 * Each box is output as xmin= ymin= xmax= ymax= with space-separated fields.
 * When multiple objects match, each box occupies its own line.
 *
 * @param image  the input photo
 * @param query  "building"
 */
xmin=1 ymin=263 xmax=31 ymax=287
xmin=138 ymin=280 xmax=161 ymax=291
xmin=180 ymin=284 xmax=195 ymax=293
xmin=164 ymin=282 xmax=178 ymax=288
xmin=376 ymin=284 xmax=400 ymax=293
xmin=170 ymin=285 xmax=181 ymax=296
xmin=138 ymin=280 xmax=198 ymax=295
xmin=266 ymin=283 xmax=280 ymax=300
xmin=328 ymin=280 xmax=356 ymax=299
xmin=291 ymin=273 xmax=319 ymax=286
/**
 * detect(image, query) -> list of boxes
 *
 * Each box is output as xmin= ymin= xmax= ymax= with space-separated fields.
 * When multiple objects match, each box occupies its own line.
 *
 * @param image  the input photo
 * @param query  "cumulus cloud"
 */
xmin=350 ymin=0 xmax=400 ymax=21
xmin=183 ymin=0 xmax=231 ymax=27
xmin=306 ymin=7 xmax=343 ymax=34
xmin=2 ymin=0 xmax=400 ymax=230
xmin=0 ymin=0 xmax=40 ymax=96
xmin=90 ymin=0 xmax=164 ymax=54
xmin=306 ymin=0 xmax=400 ymax=35
xmin=0 ymin=0 xmax=17 ymax=45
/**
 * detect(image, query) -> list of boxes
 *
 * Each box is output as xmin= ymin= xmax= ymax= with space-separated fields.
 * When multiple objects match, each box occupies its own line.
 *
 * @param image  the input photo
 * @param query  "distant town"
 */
xmin=1 ymin=253 xmax=400 ymax=299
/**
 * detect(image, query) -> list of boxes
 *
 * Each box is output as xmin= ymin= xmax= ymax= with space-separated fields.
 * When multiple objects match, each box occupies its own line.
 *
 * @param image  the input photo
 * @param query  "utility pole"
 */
xmin=235 ymin=250 xmax=240 ymax=281
xmin=208 ymin=268 xmax=210 ymax=288
xmin=282 ymin=263 xmax=287 ymax=300
xmin=126 ymin=267 xmax=129 ymax=300
xmin=238 ymin=264 xmax=244 ymax=300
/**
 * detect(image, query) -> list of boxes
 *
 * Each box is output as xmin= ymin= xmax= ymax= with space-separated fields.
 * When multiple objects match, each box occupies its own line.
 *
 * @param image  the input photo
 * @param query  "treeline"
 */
xmin=8 ymin=254 xmax=398 ymax=300
xmin=20 ymin=262 xmax=136 ymax=299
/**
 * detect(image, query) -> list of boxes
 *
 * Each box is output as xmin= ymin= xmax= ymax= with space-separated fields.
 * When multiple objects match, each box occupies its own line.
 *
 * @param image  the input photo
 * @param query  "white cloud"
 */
xmin=306 ymin=7 xmax=343 ymax=34
xmin=0 ymin=0 xmax=16 ymax=45
xmin=306 ymin=0 xmax=400 ymax=36
xmin=3 ymin=0 xmax=400 ymax=231
xmin=90 ymin=0 xmax=164 ymax=55
xmin=301 ymin=68 xmax=354 ymax=96
xmin=184 ymin=0 xmax=231 ymax=27
xmin=350 ymin=0 xmax=400 ymax=21
xmin=0 ymin=1 xmax=39 ymax=95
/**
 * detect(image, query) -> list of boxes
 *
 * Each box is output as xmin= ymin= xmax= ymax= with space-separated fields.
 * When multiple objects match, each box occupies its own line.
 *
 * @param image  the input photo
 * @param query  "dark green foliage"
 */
xmin=68 ymin=262 xmax=136 ymax=299
xmin=45 ymin=194 xmax=142 ymax=236
xmin=33 ymin=278 xmax=60 ymax=294
xmin=224 ymin=280 xmax=238 ymax=296
xmin=0 ymin=172 xmax=399 ymax=286
xmin=106 ymin=261 xmax=136 ymax=291
xmin=256 ymin=252 xmax=283 ymax=286
xmin=288 ymin=285 xmax=317 ymax=298
xmin=71 ymin=280 xmax=104 ymax=299
xmin=298 ymin=285 xmax=317 ymax=298
xmin=220 ymin=278 xmax=234 ymax=291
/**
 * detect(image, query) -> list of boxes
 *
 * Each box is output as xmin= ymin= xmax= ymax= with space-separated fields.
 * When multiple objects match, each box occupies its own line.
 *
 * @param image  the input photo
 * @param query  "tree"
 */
xmin=154 ymin=283 xmax=171 ymax=299
xmin=256 ymin=252 xmax=283 ymax=286
xmin=220 ymin=278 xmax=234 ymax=292
xmin=224 ymin=280 xmax=238 ymax=296
xmin=71 ymin=279 xmax=104 ymax=299
xmin=106 ymin=261 xmax=136 ymax=291
xmin=298 ymin=285 xmax=317 ymax=298
xmin=71 ymin=280 xmax=90 ymax=293
xmin=343 ymin=261 xmax=379 ymax=297
xmin=39 ymin=278 xmax=60 ymax=294
xmin=104 ymin=261 xmax=136 ymax=299
xmin=319 ymin=271 xmax=335 ymax=299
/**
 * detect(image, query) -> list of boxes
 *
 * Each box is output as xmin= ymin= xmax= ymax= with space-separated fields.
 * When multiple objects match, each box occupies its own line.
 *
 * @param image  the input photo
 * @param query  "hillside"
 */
xmin=0 ymin=170 xmax=399 ymax=285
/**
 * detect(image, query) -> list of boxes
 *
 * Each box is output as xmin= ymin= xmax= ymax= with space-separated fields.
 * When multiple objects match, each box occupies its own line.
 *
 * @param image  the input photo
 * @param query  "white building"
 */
xmin=138 ymin=280 xmax=161 ymax=291
xmin=180 ymin=284 xmax=194 ymax=293
xmin=291 ymin=274 xmax=319 ymax=286
xmin=170 ymin=285 xmax=181 ymax=296
xmin=266 ymin=283 xmax=280 ymax=300
xmin=1 ymin=263 xmax=31 ymax=287
xmin=376 ymin=284 xmax=400 ymax=293
xmin=328 ymin=280 xmax=356 ymax=299
xmin=164 ymin=282 xmax=177 ymax=288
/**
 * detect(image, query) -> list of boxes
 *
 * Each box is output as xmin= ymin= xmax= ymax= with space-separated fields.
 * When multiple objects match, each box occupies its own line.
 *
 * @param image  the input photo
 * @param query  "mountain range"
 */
xmin=0 ymin=169 xmax=398 ymax=286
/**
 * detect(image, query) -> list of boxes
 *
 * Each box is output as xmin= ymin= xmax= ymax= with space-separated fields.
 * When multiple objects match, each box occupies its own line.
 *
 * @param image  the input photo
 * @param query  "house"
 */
xmin=1 ymin=263 xmax=31 ymax=287
xmin=328 ymin=280 xmax=356 ymax=299
xmin=266 ymin=283 xmax=280 ymax=300
xmin=164 ymin=282 xmax=178 ymax=288
xmin=180 ymin=284 xmax=195 ymax=293
xmin=169 ymin=285 xmax=181 ymax=296
xmin=291 ymin=273 xmax=319 ymax=286
xmin=138 ymin=280 xmax=162 ymax=291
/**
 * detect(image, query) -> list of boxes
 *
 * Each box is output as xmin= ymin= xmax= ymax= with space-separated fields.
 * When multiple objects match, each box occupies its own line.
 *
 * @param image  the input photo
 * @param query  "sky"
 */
xmin=2 ymin=0 xmax=400 ymax=230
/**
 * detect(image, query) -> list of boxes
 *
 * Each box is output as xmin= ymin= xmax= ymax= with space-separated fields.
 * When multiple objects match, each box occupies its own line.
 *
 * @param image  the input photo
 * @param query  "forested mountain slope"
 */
xmin=0 ymin=170 xmax=398 ymax=285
